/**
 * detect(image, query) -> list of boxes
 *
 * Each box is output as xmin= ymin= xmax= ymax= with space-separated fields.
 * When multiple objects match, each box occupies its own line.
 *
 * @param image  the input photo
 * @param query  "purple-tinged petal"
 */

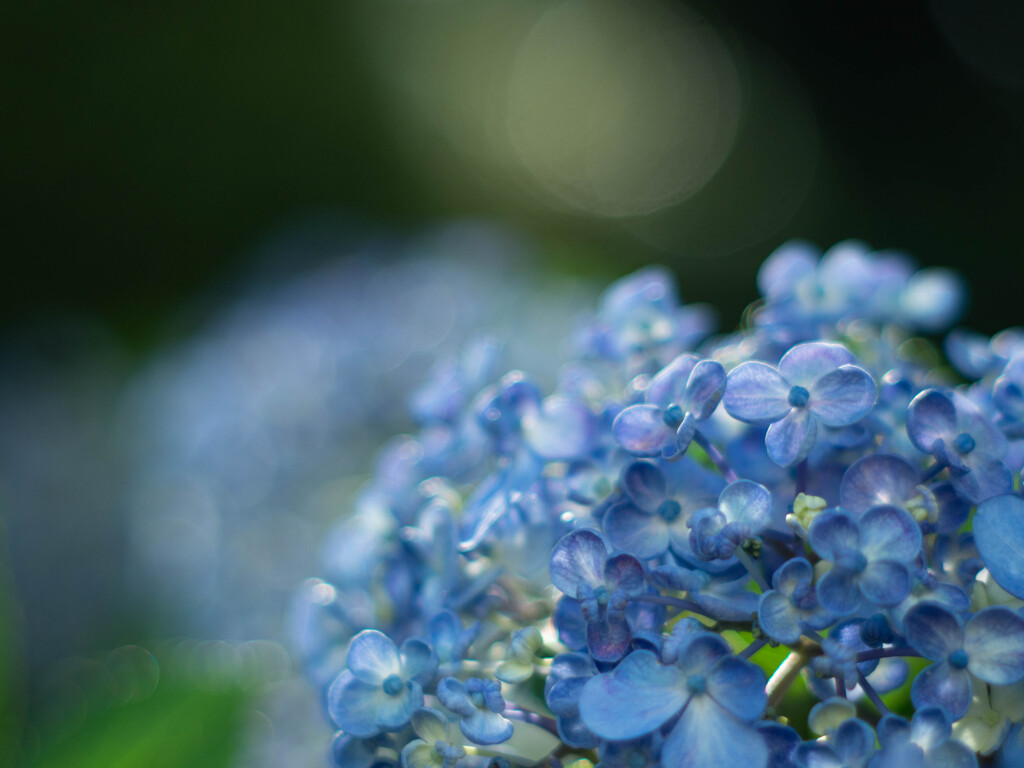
xmin=839 ymin=453 xmax=919 ymax=516
xmin=903 ymin=603 xmax=964 ymax=661
xmin=706 ymin=656 xmax=767 ymax=721
xmin=817 ymin=568 xmax=862 ymax=615
xmin=964 ymin=607 xmax=1024 ymax=684
xmin=554 ymin=598 xmax=587 ymax=651
xmin=348 ymin=630 xmax=402 ymax=684
xmin=604 ymin=553 xmax=645 ymax=594
xmin=587 ymin=616 xmax=632 ymax=663
xmin=546 ymin=676 xmax=587 ymax=718
xmin=766 ymin=408 xmax=817 ymax=466
xmin=662 ymin=696 xmax=768 ymax=768
xmin=604 ymin=503 xmax=669 ymax=560
xmin=911 ymin=664 xmax=971 ymax=721
xmin=809 ymin=365 xmax=877 ymax=427
xmin=858 ymin=504 xmax=922 ymax=563
xmin=613 ymin=405 xmax=672 ymax=456
xmin=757 ymin=591 xmax=802 ymax=644
xmin=578 ymin=650 xmax=687 ymax=741
xmin=973 ymin=494 xmax=1024 ymax=600
xmin=621 ymin=460 xmax=666 ymax=513
xmin=327 ymin=672 xmax=385 ymax=737
xmin=907 ymin=390 xmax=957 ymax=456
xmin=522 ymin=396 xmax=595 ymax=460
xmin=718 ymin=479 xmax=773 ymax=535
xmin=723 ymin=362 xmax=791 ymax=424
xmin=646 ymin=354 xmax=699 ymax=409
xmin=859 ymin=560 xmax=912 ymax=606
xmin=950 ymin=456 xmax=1013 ymax=504
xmin=778 ymin=342 xmax=856 ymax=388
xmin=549 ymin=529 xmax=609 ymax=598
xmin=684 ymin=360 xmax=726 ymax=420
xmin=809 ymin=510 xmax=860 ymax=561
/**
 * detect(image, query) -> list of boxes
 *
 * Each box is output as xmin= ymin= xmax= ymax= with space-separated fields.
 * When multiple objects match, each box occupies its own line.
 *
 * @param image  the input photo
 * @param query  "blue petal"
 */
xmin=950 ymin=456 xmax=1013 ymax=504
xmin=578 ymin=650 xmax=688 ymax=741
xmin=546 ymin=676 xmax=587 ymax=717
xmin=460 ymin=710 xmax=513 ymax=745
xmin=772 ymin=557 xmax=814 ymax=594
xmin=809 ymin=365 xmax=877 ymax=427
xmin=816 ymin=568 xmax=862 ymax=615
xmin=809 ymin=511 xmax=860 ymax=561
xmin=522 ymin=396 xmax=595 ymax=460
xmin=549 ymin=529 xmax=609 ymax=598
xmin=858 ymin=504 xmax=922 ymax=563
xmin=964 ymin=607 xmax=1024 ymax=684
xmin=723 ymin=362 xmax=791 ymax=425
xmin=765 ymin=408 xmax=817 ymax=466
xmin=906 ymin=389 xmax=957 ymax=456
xmin=327 ymin=672 xmax=386 ymax=737
xmin=778 ymin=342 xmax=856 ymax=388
xmin=757 ymin=240 xmax=817 ymax=298
xmin=621 ymin=460 xmax=667 ymax=513
xmin=437 ymin=678 xmax=475 ymax=718
xmin=754 ymin=720 xmax=801 ymax=768
xmin=718 ymin=479 xmax=773 ymax=535
xmin=348 ymin=630 xmax=402 ymax=684
xmin=794 ymin=743 xmax=843 ymax=768
xmin=613 ymin=405 xmax=672 ymax=456
xmin=603 ymin=503 xmax=668 ymax=560
xmin=675 ymin=633 xmax=733 ymax=676
xmin=911 ymin=663 xmax=971 ymax=721
xmin=910 ymin=706 xmax=952 ymax=749
xmin=832 ymin=718 xmax=875 ymax=763
xmin=411 ymin=708 xmax=451 ymax=742
xmin=646 ymin=354 xmax=699 ymax=409
xmin=859 ymin=560 xmax=911 ymax=606
xmin=587 ymin=615 xmax=633 ymax=663
xmin=973 ymin=494 xmax=1024 ymax=600
xmin=903 ymin=603 xmax=964 ymax=660
xmin=662 ymin=696 xmax=768 ymax=768
xmin=400 ymin=638 xmax=438 ymax=686
xmin=758 ymin=590 xmax=802 ymax=645
xmin=684 ymin=360 xmax=726 ymax=420
xmin=706 ymin=656 xmax=767 ymax=721
xmin=925 ymin=741 xmax=978 ymax=768
xmin=839 ymin=453 xmax=919 ymax=516
xmin=377 ymin=680 xmax=422 ymax=730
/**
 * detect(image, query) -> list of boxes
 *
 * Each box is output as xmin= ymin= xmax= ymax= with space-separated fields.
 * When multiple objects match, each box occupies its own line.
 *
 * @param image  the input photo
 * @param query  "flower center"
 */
xmin=954 ymin=432 xmax=976 ymax=455
xmin=948 ymin=649 xmax=970 ymax=670
xmin=593 ymin=585 xmax=610 ymax=605
xmin=663 ymin=403 xmax=684 ymax=428
xmin=788 ymin=385 xmax=810 ymax=408
xmin=686 ymin=674 xmax=707 ymax=694
xmin=382 ymin=674 xmax=404 ymax=696
xmin=983 ymin=709 xmax=1003 ymax=727
xmin=658 ymin=499 xmax=682 ymax=522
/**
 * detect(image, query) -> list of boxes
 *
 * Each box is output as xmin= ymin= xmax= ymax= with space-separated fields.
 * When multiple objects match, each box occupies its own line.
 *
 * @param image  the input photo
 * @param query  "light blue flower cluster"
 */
xmin=299 ymin=239 xmax=1024 ymax=768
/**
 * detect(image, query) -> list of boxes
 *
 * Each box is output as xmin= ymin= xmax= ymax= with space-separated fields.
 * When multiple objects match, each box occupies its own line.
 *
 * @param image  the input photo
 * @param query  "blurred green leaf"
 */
xmin=0 ymin=516 xmax=24 ymax=762
xmin=31 ymin=685 xmax=248 ymax=768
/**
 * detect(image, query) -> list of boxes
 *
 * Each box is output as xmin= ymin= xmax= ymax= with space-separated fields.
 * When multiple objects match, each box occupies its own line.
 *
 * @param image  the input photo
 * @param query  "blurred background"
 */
xmin=2 ymin=0 xmax=1024 ymax=765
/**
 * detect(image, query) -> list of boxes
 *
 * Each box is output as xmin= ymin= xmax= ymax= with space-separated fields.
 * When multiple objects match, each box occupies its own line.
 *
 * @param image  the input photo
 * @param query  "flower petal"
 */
xmin=706 ymin=656 xmax=767 ymax=721
xmin=839 ymin=453 xmax=919 ymax=516
xmin=718 ymin=479 xmax=773 ymax=535
xmin=578 ymin=650 xmax=687 ymax=741
xmin=906 ymin=389 xmax=957 ymax=456
xmin=816 ymin=568 xmax=862 ymax=616
xmin=765 ymin=408 xmax=817 ymax=466
xmin=778 ymin=342 xmax=856 ymax=387
xmin=613 ymin=405 xmax=672 ymax=456
xmin=684 ymin=360 xmax=726 ymax=420
xmin=904 ymin=603 xmax=964 ymax=660
xmin=911 ymin=664 xmax=972 ymax=721
xmin=662 ymin=696 xmax=768 ymax=768
xmin=604 ymin=503 xmax=669 ymax=560
xmin=522 ymin=396 xmax=595 ymax=460
xmin=858 ymin=504 xmax=922 ymax=563
xmin=327 ymin=672 xmax=385 ymax=737
xmin=549 ymin=529 xmax=609 ymax=598
xmin=757 ymin=591 xmax=802 ymax=645
xmin=964 ymin=607 xmax=1024 ymax=685
xmin=809 ymin=510 xmax=860 ymax=561
xmin=348 ymin=630 xmax=402 ymax=684
xmin=809 ymin=365 xmax=877 ymax=427
xmin=973 ymin=493 xmax=1024 ymax=600
xmin=646 ymin=354 xmax=699 ymax=409
xmin=621 ymin=460 xmax=667 ymax=513
xmin=859 ymin=560 xmax=912 ymax=606
xmin=723 ymin=362 xmax=791 ymax=424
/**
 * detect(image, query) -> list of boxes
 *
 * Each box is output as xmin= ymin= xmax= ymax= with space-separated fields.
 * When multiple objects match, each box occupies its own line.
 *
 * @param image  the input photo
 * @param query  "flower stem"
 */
xmin=766 ymin=642 xmax=816 ymax=708
xmin=631 ymin=593 xmax=706 ymax=615
xmin=920 ymin=460 xmax=945 ymax=483
xmin=740 ymin=638 xmax=767 ymax=659
xmin=856 ymin=670 xmax=891 ymax=716
xmin=694 ymin=430 xmax=738 ymax=483
xmin=735 ymin=547 xmax=771 ymax=593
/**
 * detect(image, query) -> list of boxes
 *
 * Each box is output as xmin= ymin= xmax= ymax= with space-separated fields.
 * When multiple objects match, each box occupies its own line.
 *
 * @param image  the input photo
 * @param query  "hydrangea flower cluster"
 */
xmin=297 ymin=239 xmax=1024 ymax=768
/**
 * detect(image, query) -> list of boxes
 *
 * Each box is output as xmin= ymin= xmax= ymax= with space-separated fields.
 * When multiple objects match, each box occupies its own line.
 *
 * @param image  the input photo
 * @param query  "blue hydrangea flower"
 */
xmin=872 ymin=707 xmax=978 ymax=768
xmin=327 ymin=630 xmax=438 ymax=738
xmin=400 ymin=708 xmax=467 ymax=768
xmin=436 ymin=677 xmax=513 ymax=745
xmin=687 ymin=479 xmax=773 ymax=561
xmin=795 ymin=717 xmax=876 ymax=768
xmin=904 ymin=603 xmax=1024 ymax=720
xmin=549 ymin=529 xmax=645 ymax=661
xmin=757 ymin=557 xmax=832 ymax=644
xmin=613 ymin=354 xmax=725 ymax=458
xmin=808 ymin=505 xmax=922 ymax=615
xmin=723 ymin=342 xmax=877 ymax=466
xmin=578 ymin=634 xmax=768 ymax=768
xmin=543 ymin=652 xmax=599 ymax=749
xmin=906 ymin=388 xmax=1012 ymax=503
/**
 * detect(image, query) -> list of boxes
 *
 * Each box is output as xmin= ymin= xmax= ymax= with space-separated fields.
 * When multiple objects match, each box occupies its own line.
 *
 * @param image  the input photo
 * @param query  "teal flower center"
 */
xmin=383 ymin=674 xmax=404 ymax=695
xmin=658 ymin=499 xmax=682 ymax=522
xmin=788 ymin=385 xmax=810 ymax=408
xmin=948 ymin=649 xmax=970 ymax=670
xmin=687 ymin=674 xmax=707 ymax=694
xmin=954 ymin=432 xmax=976 ymax=455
